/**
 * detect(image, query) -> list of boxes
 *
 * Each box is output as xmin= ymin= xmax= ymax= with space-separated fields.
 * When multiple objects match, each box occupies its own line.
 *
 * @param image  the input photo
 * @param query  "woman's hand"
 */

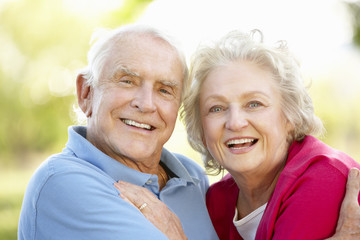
xmin=114 ymin=181 xmax=188 ymax=240
xmin=327 ymin=168 xmax=360 ymax=240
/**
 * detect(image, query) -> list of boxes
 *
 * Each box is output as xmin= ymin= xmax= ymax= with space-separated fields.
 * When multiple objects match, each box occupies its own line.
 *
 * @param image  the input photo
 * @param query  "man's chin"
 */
xmin=112 ymin=146 xmax=162 ymax=165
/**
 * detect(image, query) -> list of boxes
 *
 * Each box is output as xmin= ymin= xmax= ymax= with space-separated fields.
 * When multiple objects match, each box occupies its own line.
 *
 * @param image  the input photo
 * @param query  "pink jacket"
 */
xmin=206 ymin=135 xmax=360 ymax=240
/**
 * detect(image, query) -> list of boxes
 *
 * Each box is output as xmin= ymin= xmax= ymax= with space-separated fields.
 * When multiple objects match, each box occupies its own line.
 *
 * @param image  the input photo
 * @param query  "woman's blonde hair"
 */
xmin=181 ymin=29 xmax=324 ymax=175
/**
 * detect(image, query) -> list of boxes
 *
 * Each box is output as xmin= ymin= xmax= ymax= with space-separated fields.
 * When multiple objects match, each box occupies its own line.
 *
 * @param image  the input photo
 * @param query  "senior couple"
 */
xmin=18 ymin=24 xmax=360 ymax=239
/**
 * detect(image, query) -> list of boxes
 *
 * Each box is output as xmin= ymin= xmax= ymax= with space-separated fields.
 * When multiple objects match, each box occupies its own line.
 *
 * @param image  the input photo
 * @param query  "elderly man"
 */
xmin=18 ymin=24 xmax=217 ymax=240
xmin=18 ymin=24 xmax=360 ymax=240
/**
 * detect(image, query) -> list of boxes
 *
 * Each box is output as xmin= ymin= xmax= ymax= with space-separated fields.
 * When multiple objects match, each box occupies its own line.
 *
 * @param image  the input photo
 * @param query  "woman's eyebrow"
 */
xmin=202 ymin=90 xmax=270 ymax=102
xmin=242 ymin=91 xmax=271 ymax=99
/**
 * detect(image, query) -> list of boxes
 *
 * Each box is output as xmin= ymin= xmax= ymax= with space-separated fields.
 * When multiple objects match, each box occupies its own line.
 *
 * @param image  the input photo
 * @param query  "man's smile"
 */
xmin=121 ymin=119 xmax=155 ymax=130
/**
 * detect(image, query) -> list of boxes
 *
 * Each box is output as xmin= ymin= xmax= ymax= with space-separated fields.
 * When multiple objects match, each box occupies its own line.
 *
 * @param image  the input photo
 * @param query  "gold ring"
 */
xmin=139 ymin=202 xmax=147 ymax=211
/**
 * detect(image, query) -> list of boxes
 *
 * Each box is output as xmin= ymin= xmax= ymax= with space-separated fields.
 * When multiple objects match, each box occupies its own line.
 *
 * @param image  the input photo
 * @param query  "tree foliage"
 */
xmin=347 ymin=0 xmax=360 ymax=47
xmin=0 ymin=0 xmax=152 ymax=166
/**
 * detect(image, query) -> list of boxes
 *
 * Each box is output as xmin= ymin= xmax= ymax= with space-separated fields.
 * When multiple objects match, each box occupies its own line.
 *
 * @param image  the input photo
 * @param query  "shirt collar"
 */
xmin=66 ymin=126 xmax=196 ymax=186
xmin=160 ymin=148 xmax=197 ymax=183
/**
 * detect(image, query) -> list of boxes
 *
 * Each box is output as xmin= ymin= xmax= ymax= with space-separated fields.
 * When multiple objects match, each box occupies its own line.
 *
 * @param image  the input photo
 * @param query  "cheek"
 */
xmin=160 ymin=102 xmax=180 ymax=126
xmin=91 ymin=93 xmax=119 ymax=123
xmin=202 ymin=118 xmax=219 ymax=146
xmin=92 ymin=96 xmax=109 ymax=116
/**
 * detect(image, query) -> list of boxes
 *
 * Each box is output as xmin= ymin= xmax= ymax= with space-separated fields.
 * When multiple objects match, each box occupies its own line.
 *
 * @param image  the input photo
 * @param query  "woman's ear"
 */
xmin=285 ymin=119 xmax=295 ymax=142
xmin=76 ymin=74 xmax=93 ymax=118
xmin=201 ymin=132 xmax=207 ymax=148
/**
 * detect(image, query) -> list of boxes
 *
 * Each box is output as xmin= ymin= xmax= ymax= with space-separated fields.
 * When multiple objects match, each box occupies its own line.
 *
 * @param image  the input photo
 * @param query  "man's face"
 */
xmin=80 ymin=34 xmax=183 ymax=166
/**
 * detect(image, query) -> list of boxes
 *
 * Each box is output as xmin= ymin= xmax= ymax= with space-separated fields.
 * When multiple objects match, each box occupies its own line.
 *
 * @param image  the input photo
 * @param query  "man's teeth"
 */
xmin=123 ymin=119 xmax=151 ymax=130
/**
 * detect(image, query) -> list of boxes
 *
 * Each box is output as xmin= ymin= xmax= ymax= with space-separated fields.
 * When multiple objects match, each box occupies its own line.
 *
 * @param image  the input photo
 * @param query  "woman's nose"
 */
xmin=225 ymin=107 xmax=248 ymax=131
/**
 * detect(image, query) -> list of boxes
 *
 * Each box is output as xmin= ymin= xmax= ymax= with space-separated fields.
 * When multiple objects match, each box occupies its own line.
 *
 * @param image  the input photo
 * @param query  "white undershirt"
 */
xmin=233 ymin=203 xmax=267 ymax=240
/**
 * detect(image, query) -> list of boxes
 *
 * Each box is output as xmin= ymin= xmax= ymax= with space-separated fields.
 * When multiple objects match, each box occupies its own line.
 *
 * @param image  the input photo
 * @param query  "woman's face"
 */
xmin=199 ymin=60 xmax=293 ymax=177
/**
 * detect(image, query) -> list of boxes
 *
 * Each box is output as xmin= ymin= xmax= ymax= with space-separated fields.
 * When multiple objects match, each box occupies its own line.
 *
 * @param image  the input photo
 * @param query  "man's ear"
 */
xmin=76 ymin=74 xmax=93 ymax=117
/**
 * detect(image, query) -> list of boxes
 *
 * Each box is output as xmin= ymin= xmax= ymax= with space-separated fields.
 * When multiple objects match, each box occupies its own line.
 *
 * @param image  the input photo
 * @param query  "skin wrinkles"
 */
xmin=202 ymin=90 xmax=273 ymax=115
xmin=199 ymin=60 xmax=293 ymax=217
xmin=105 ymin=65 xmax=181 ymax=101
xmin=78 ymin=33 xmax=183 ymax=175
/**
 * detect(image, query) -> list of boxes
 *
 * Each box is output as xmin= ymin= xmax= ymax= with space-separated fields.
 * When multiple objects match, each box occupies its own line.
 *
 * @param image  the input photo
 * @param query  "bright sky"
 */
xmin=139 ymin=0 xmax=354 ymax=71
xmin=56 ymin=0 xmax=358 ymax=78
xmin=62 ymin=0 xmax=124 ymax=17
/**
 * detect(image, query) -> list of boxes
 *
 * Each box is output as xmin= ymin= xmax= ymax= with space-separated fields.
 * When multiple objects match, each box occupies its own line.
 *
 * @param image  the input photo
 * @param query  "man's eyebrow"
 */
xmin=159 ymin=80 xmax=179 ymax=88
xmin=111 ymin=65 xmax=140 ymax=79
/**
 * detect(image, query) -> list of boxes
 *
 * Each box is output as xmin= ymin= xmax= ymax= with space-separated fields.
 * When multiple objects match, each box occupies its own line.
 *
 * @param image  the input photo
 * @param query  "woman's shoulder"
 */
xmin=208 ymin=173 xmax=238 ymax=198
xmin=206 ymin=173 xmax=239 ymax=233
xmin=285 ymin=135 xmax=360 ymax=179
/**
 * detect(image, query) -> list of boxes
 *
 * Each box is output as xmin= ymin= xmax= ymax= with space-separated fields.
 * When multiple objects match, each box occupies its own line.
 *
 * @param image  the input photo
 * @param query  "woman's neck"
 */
xmin=233 ymin=162 xmax=285 ymax=219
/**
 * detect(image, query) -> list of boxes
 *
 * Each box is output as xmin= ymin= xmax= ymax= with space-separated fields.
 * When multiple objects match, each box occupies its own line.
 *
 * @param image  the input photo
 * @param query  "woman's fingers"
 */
xmin=343 ymin=168 xmax=360 ymax=206
xmin=114 ymin=181 xmax=154 ymax=209
xmin=328 ymin=168 xmax=360 ymax=239
xmin=114 ymin=181 xmax=188 ymax=239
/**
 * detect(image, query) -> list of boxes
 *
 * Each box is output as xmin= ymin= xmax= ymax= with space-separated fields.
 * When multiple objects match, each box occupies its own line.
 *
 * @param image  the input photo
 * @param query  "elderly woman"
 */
xmin=115 ymin=29 xmax=360 ymax=240
xmin=185 ymin=29 xmax=360 ymax=239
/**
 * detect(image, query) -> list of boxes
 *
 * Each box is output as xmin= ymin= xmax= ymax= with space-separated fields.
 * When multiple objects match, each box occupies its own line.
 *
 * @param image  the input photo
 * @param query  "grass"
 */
xmin=0 ymin=168 xmax=36 ymax=240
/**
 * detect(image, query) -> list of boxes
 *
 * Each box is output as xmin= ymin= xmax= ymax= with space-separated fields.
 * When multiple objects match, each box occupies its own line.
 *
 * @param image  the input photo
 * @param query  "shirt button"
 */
xmin=146 ymin=180 xmax=153 ymax=184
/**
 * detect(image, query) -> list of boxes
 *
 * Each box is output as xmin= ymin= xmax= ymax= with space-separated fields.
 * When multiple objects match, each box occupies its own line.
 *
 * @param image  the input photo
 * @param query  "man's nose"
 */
xmin=225 ymin=107 xmax=248 ymax=131
xmin=130 ymin=85 xmax=157 ymax=113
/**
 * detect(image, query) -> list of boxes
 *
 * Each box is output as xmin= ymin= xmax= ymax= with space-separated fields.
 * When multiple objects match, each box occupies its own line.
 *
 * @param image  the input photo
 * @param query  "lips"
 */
xmin=121 ymin=119 xmax=155 ymax=130
xmin=225 ymin=138 xmax=258 ymax=149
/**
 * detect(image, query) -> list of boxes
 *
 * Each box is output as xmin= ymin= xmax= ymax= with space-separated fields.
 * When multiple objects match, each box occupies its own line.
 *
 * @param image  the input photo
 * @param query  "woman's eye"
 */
xmin=210 ymin=106 xmax=222 ymax=112
xmin=249 ymin=102 xmax=261 ymax=108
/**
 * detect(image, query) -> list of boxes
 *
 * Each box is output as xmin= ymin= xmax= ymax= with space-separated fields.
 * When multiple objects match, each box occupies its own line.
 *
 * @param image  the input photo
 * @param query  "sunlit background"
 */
xmin=0 ymin=0 xmax=359 ymax=239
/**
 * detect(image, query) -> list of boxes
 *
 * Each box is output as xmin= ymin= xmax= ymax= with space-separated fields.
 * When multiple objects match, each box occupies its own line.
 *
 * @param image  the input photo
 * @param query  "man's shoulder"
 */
xmin=19 ymin=155 xmax=166 ymax=240
xmin=26 ymin=152 xmax=113 ymax=199
xmin=39 ymin=151 xmax=101 ymax=177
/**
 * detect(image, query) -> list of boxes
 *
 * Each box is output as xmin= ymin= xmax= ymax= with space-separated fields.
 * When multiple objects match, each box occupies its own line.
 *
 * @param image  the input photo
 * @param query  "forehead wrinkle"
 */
xmin=241 ymin=90 xmax=271 ymax=100
xmin=202 ymin=94 xmax=226 ymax=103
xmin=202 ymin=90 xmax=270 ymax=103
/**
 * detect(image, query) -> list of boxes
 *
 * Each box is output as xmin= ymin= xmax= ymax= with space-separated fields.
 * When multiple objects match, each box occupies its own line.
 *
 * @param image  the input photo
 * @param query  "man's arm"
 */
xmin=21 ymin=167 xmax=168 ymax=240
xmin=327 ymin=167 xmax=360 ymax=240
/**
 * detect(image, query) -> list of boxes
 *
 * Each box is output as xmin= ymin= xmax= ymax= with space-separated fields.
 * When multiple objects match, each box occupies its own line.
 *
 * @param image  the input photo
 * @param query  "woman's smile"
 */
xmin=199 ymin=60 xmax=291 ymax=174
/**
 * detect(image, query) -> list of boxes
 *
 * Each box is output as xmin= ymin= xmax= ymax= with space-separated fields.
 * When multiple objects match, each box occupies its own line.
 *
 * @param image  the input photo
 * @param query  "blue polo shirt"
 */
xmin=18 ymin=126 xmax=218 ymax=240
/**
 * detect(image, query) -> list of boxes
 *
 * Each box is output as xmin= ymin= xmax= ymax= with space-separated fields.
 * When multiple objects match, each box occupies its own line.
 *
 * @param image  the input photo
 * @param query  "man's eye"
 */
xmin=122 ymin=80 xmax=133 ymax=84
xmin=210 ymin=106 xmax=222 ymax=112
xmin=160 ymin=89 xmax=170 ymax=94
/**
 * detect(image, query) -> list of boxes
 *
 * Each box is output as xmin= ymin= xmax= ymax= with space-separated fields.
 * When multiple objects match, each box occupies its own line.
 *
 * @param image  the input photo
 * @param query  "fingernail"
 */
xmin=349 ymin=168 xmax=359 ymax=178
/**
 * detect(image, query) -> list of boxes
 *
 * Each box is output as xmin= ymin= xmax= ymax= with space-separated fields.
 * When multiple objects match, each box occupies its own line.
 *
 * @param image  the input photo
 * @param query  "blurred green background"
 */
xmin=0 ymin=0 xmax=360 ymax=239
